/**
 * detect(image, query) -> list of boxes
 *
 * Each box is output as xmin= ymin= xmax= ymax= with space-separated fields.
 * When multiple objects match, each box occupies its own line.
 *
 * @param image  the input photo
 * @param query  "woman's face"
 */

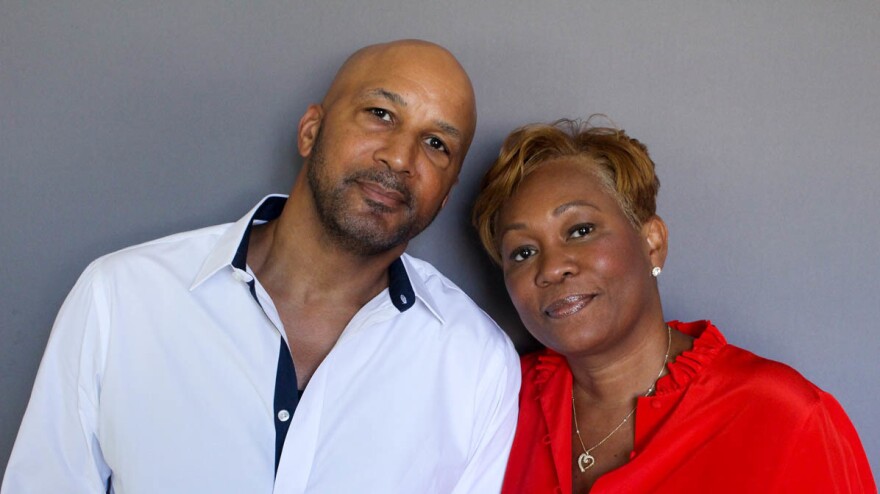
xmin=497 ymin=158 xmax=663 ymax=357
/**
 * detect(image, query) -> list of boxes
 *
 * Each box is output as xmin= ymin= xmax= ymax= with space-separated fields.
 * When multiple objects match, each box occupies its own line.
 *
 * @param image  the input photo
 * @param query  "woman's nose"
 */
xmin=535 ymin=247 xmax=579 ymax=286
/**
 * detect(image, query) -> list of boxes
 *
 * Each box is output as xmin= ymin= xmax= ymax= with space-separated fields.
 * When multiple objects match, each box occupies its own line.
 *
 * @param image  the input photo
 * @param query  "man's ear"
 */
xmin=297 ymin=104 xmax=324 ymax=158
xmin=642 ymin=215 xmax=669 ymax=271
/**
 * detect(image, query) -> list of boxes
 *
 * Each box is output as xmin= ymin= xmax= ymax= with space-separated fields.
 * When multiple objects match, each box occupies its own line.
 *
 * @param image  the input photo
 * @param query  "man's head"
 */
xmin=297 ymin=40 xmax=477 ymax=256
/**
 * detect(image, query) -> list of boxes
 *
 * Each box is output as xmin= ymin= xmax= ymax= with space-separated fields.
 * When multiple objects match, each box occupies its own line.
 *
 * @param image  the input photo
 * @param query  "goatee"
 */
xmin=306 ymin=132 xmax=431 ymax=256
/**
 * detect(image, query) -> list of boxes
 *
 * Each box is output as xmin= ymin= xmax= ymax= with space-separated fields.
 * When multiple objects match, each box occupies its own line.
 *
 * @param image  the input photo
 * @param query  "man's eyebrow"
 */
xmin=363 ymin=88 xmax=462 ymax=140
xmin=364 ymin=88 xmax=407 ymax=107
xmin=435 ymin=120 xmax=462 ymax=140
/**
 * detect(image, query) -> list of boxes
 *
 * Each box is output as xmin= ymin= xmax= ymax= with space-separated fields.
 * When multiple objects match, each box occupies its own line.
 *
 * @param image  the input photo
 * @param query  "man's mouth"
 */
xmin=358 ymin=180 xmax=407 ymax=207
xmin=347 ymin=170 xmax=412 ymax=209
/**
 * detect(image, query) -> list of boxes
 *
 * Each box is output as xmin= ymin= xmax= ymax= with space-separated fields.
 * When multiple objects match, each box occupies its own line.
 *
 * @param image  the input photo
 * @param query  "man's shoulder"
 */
xmin=401 ymin=254 xmax=514 ymax=343
xmin=84 ymin=222 xmax=232 ymax=279
xmin=402 ymin=254 xmax=490 ymax=317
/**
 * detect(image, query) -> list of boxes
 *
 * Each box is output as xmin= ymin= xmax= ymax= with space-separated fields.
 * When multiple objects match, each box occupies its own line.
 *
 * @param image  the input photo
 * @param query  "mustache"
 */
xmin=345 ymin=169 xmax=413 ymax=206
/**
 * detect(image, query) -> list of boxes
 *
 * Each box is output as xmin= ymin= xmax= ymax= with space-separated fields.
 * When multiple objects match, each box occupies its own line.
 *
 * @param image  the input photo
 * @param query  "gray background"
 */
xmin=2 ymin=0 xmax=878 ymax=475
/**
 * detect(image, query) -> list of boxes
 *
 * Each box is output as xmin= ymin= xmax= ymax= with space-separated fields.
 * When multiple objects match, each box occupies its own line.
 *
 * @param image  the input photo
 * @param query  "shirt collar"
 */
xmin=397 ymin=254 xmax=446 ymax=324
xmin=189 ymin=195 xmax=440 ymax=320
xmin=190 ymin=194 xmax=287 ymax=290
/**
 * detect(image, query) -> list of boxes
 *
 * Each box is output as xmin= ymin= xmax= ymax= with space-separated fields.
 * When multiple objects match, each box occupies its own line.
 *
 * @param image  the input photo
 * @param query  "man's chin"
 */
xmin=327 ymin=215 xmax=415 ymax=256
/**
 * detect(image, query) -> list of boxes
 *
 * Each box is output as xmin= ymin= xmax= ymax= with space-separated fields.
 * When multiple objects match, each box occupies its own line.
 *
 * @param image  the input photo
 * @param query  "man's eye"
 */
xmin=510 ymin=247 xmax=536 ymax=262
xmin=369 ymin=108 xmax=392 ymax=122
xmin=425 ymin=136 xmax=449 ymax=154
xmin=570 ymin=224 xmax=595 ymax=239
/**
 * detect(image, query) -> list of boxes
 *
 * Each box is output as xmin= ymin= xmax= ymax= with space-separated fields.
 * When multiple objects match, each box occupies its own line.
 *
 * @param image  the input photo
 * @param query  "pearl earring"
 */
xmin=651 ymin=266 xmax=662 ymax=277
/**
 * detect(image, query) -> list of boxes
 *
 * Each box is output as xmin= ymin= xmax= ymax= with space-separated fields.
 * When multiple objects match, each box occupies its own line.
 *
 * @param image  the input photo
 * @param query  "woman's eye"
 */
xmin=510 ymin=247 xmax=537 ymax=262
xmin=425 ymin=136 xmax=449 ymax=154
xmin=570 ymin=224 xmax=595 ymax=238
xmin=369 ymin=108 xmax=392 ymax=122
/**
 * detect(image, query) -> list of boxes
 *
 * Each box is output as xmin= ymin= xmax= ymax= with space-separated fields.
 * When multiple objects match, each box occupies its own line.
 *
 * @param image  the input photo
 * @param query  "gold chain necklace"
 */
xmin=572 ymin=325 xmax=672 ymax=472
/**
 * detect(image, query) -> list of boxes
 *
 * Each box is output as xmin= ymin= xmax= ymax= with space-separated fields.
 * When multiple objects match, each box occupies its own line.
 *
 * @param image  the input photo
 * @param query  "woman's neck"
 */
xmin=567 ymin=320 xmax=671 ymax=406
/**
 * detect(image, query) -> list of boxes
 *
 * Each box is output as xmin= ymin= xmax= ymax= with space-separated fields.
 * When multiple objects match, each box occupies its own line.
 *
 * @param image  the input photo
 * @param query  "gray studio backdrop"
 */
xmin=2 ymin=0 xmax=878 ymax=474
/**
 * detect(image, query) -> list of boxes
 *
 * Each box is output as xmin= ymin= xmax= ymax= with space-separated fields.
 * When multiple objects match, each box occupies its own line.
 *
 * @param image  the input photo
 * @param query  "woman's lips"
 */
xmin=543 ymin=294 xmax=595 ymax=319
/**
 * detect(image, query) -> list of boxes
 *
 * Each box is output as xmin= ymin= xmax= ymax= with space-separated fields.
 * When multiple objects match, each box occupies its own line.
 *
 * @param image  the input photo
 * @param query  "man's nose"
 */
xmin=374 ymin=132 xmax=418 ymax=175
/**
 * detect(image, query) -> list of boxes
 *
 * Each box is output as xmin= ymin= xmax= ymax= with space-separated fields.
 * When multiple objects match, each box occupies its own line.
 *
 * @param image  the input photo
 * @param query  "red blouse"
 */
xmin=501 ymin=320 xmax=876 ymax=493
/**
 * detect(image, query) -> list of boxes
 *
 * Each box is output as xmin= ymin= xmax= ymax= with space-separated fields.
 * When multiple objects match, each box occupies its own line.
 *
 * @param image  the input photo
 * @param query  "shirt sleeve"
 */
xmin=2 ymin=262 xmax=112 ymax=493
xmin=775 ymin=391 xmax=877 ymax=493
xmin=451 ymin=336 xmax=521 ymax=494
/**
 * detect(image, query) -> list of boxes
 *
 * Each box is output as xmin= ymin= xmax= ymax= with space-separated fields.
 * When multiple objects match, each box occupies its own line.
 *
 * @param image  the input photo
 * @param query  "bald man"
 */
xmin=3 ymin=40 xmax=520 ymax=494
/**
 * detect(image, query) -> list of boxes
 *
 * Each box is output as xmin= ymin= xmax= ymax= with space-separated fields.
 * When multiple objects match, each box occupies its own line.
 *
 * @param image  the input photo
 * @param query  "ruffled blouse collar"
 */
xmin=655 ymin=320 xmax=726 ymax=395
xmin=528 ymin=320 xmax=727 ymax=396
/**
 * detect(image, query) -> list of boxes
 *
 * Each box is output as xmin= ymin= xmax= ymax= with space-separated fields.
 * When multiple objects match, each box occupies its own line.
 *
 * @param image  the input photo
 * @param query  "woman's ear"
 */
xmin=642 ymin=215 xmax=668 ymax=271
xmin=297 ymin=104 xmax=324 ymax=158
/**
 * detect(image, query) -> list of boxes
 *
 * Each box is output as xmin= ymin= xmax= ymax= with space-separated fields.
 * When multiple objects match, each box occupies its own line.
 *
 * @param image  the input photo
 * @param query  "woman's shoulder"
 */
xmin=710 ymin=335 xmax=829 ymax=409
xmin=672 ymin=320 xmax=828 ymax=407
xmin=666 ymin=321 xmax=874 ymax=491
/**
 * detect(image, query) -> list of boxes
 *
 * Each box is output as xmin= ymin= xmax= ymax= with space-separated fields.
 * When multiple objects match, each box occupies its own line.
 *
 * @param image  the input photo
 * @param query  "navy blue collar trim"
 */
xmin=232 ymin=196 xmax=415 ymax=313
xmin=388 ymin=258 xmax=415 ymax=312
xmin=232 ymin=196 xmax=287 ymax=270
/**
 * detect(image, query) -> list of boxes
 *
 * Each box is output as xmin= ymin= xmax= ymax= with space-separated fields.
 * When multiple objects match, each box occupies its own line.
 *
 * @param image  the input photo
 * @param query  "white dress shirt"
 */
xmin=2 ymin=195 xmax=521 ymax=494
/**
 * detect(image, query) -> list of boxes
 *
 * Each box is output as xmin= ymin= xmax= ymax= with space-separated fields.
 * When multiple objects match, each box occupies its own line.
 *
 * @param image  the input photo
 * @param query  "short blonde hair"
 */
xmin=472 ymin=119 xmax=660 ymax=265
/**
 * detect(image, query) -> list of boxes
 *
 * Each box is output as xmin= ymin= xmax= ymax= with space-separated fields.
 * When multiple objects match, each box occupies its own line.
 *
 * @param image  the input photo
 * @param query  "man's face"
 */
xmin=306 ymin=125 xmax=435 ymax=255
xmin=300 ymin=43 xmax=476 ymax=256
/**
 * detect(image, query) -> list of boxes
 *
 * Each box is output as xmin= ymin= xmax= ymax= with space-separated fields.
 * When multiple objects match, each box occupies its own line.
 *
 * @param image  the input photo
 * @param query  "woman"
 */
xmin=472 ymin=120 xmax=875 ymax=493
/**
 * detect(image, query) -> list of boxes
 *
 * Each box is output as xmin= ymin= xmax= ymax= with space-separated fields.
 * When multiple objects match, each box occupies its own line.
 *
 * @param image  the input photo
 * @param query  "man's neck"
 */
xmin=246 ymin=195 xmax=404 ymax=310
xmin=246 ymin=193 xmax=408 ymax=388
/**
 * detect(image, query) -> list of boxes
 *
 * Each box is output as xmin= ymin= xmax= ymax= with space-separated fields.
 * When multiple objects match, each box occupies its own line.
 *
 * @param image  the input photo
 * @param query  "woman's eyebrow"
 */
xmin=553 ymin=200 xmax=599 ymax=216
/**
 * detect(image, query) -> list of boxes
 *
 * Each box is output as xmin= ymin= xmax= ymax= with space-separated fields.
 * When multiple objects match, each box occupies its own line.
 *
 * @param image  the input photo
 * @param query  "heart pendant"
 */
xmin=577 ymin=452 xmax=595 ymax=472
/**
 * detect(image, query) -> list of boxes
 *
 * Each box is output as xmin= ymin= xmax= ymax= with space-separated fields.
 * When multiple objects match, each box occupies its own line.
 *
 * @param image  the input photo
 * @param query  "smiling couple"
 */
xmin=3 ymin=39 xmax=874 ymax=494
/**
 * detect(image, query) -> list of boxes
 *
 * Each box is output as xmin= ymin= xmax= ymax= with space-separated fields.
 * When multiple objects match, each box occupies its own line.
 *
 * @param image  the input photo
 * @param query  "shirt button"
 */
xmin=542 ymin=434 xmax=552 ymax=444
xmin=277 ymin=409 xmax=291 ymax=422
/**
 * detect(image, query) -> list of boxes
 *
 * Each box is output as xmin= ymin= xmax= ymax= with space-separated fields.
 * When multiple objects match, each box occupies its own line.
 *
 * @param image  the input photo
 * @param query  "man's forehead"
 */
xmin=323 ymin=40 xmax=477 ymax=145
xmin=326 ymin=42 xmax=474 ymax=106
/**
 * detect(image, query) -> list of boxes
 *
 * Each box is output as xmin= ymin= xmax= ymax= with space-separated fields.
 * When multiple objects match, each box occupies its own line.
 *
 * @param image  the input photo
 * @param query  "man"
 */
xmin=3 ymin=40 xmax=520 ymax=493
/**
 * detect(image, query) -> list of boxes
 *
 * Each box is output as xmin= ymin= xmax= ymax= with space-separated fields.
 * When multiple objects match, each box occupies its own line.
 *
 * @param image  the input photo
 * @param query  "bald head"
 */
xmin=290 ymin=40 xmax=479 ymax=256
xmin=321 ymin=40 xmax=477 ymax=150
